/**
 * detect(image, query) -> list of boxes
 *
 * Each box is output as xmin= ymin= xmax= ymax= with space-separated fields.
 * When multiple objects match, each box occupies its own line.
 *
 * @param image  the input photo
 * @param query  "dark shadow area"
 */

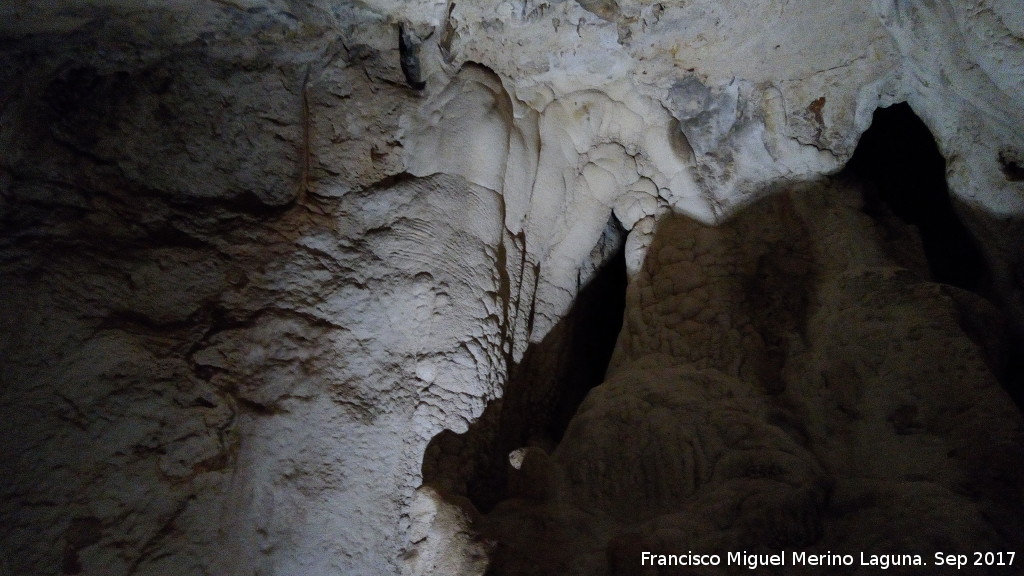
xmin=422 ymin=217 xmax=627 ymax=513
xmin=843 ymin=102 xmax=1023 ymax=409
xmin=544 ymin=226 xmax=628 ymax=443
xmin=843 ymin=102 xmax=990 ymax=292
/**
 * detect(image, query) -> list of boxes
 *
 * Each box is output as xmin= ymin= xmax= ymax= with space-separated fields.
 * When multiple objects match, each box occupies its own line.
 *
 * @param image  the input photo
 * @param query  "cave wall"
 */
xmin=483 ymin=181 xmax=1024 ymax=575
xmin=0 ymin=1 xmax=1022 ymax=575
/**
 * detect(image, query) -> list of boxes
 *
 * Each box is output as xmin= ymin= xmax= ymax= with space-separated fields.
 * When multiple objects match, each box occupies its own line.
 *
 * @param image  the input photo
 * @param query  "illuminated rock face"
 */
xmin=0 ymin=1 xmax=1022 ymax=575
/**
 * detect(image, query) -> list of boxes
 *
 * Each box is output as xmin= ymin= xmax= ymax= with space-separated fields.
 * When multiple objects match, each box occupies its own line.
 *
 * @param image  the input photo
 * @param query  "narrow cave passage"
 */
xmin=474 ymin=216 xmax=628 ymax=512
xmin=422 ymin=217 xmax=628 ymax=513
xmin=843 ymin=102 xmax=990 ymax=292
xmin=542 ymin=222 xmax=628 ymax=444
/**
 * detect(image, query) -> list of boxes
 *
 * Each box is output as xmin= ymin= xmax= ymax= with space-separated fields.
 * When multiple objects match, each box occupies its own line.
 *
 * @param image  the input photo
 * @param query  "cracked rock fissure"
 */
xmin=422 ymin=218 xmax=628 ymax=514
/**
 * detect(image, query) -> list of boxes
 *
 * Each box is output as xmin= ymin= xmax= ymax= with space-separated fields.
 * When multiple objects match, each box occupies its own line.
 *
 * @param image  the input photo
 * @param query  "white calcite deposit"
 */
xmin=0 ymin=1 xmax=1022 ymax=575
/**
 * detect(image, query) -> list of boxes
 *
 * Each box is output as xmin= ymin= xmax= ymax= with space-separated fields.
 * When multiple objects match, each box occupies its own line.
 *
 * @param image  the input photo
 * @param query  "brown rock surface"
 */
xmin=482 ymin=182 xmax=1024 ymax=575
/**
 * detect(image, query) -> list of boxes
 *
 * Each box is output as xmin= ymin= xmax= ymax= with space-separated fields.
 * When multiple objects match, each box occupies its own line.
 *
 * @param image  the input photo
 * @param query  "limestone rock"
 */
xmin=0 ymin=1 xmax=1022 ymax=575
xmin=481 ymin=182 xmax=1024 ymax=575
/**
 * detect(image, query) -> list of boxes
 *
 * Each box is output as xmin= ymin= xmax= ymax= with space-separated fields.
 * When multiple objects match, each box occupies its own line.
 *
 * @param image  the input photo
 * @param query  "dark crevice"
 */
xmin=998 ymin=149 xmax=1024 ymax=182
xmin=844 ymin=102 xmax=1023 ymax=408
xmin=544 ymin=218 xmax=628 ymax=442
xmin=843 ymin=102 xmax=990 ymax=293
xmin=422 ymin=215 xmax=627 ymax=514
xmin=397 ymin=24 xmax=426 ymax=90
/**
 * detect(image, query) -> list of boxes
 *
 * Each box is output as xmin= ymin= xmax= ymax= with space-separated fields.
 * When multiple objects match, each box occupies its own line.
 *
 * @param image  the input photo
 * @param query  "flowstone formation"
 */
xmin=1 ymin=1 xmax=1023 ymax=575
xmin=479 ymin=182 xmax=1024 ymax=575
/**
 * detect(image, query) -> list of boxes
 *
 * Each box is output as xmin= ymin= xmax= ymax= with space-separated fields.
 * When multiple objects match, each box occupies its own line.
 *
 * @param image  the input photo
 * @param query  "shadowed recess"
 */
xmin=844 ymin=103 xmax=1024 ymax=408
xmin=844 ymin=102 xmax=989 ymax=292
xmin=422 ymin=217 xmax=627 ymax=513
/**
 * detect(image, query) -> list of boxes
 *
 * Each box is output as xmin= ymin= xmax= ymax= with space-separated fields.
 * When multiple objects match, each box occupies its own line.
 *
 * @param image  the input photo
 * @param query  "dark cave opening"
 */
xmin=843 ymin=102 xmax=990 ymax=292
xmin=541 ymin=219 xmax=628 ymax=444
xmin=843 ymin=103 xmax=1024 ymax=408
xmin=422 ymin=216 xmax=628 ymax=514
xmin=473 ymin=215 xmax=627 ymax=512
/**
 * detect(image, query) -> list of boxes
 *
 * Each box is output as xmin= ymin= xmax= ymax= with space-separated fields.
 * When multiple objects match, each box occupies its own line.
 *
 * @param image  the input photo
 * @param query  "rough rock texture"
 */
xmin=0 ymin=1 xmax=1022 ymax=575
xmin=1 ymin=166 xmax=511 ymax=574
xmin=481 ymin=182 xmax=1024 ymax=575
